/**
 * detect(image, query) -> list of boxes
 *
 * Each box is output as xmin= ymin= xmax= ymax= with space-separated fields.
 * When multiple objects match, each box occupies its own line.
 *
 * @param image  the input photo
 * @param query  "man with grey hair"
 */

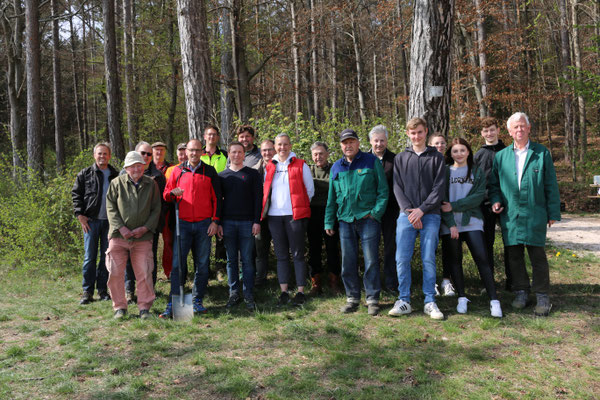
xmin=369 ymin=125 xmax=399 ymax=294
xmin=72 ymin=143 xmax=119 ymax=304
xmin=488 ymin=112 xmax=560 ymax=316
xmin=307 ymin=141 xmax=341 ymax=294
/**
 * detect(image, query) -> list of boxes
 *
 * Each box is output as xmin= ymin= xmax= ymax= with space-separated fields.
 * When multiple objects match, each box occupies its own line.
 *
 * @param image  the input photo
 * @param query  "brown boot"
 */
xmin=309 ymin=274 xmax=322 ymax=296
xmin=329 ymin=273 xmax=342 ymax=295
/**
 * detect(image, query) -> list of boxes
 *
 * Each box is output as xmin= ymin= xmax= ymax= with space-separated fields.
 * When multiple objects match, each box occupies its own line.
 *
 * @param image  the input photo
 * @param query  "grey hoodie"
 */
xmin=393 ymin=145 xmax=446 ymax=215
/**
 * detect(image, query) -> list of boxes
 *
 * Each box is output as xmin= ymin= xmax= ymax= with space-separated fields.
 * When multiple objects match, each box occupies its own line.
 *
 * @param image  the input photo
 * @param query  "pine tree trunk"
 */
xmin=176 ymin=0 xmax=215 ymax=139
xmin=123 ymin=0 xmax=138 ymax=150
xmin=166 ymin=10 xmax=178 ymax=154
xmin=103 ymin=0 xmax=125 ymax=159
xmin=330 ymin=21 xmax=337 ymax=114
xmin=25 ymin=0 xmax=43 ymax=177
xmin=51 ymin=0 xmax=65 ymax=173
xmin=291 ymin=1 xmax=301 ymax=118
xmin=408 ymin=0 xmax=455 ymax=136
xmin=310 ymin=0 xmax=319 ymax=122
xmin=220 ymin=4 xmax=235 ymax=141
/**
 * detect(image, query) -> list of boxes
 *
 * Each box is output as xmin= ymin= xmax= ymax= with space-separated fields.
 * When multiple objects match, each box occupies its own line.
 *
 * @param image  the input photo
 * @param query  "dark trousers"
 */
xmin=441 ymin=230 xmax=498 ymax=300
xmin=125 ymin=231 xmax=159 ymax=293
xmin=381 ymin=207 xmax=399 ymax=290
xmin=254 ymin=219 xmax=272 ymax=282
xmin=482 ymin=204 xmax=512 ymax=288
xmin=268 ymin=215 xmax=308 ymax=287
xmin=307 ymin=206 xmax=340 ymax=277
xmin=505 ymin=244 xmax=550 ymax=294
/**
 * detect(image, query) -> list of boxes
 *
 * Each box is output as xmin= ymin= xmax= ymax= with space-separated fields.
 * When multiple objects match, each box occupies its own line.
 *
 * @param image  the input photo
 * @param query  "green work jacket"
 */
xmin=488 ymin=141 xmax=561 ymax=247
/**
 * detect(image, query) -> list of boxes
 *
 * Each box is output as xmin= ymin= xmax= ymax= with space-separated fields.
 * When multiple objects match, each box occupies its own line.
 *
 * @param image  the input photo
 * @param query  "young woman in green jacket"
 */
xmin=440 ymin=138 xmax=502 ymax=318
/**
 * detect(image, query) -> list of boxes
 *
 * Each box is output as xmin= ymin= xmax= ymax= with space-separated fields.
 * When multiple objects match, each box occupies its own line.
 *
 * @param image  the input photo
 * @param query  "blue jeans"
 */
xmin=82 ymin=218 xmax=109 ymax=294
xmin=395 ymin=213 xmax=440 ymax=304
xmin=339 ymin=218 xmax=381 ymax=304
xmin=170 ymin=218 xmax=211 ymax=301
xmin=222 ymin=220 xmax=255 ymax=300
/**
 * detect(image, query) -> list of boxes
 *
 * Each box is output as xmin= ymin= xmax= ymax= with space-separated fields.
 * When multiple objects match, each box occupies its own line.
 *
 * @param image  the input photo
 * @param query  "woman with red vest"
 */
xmin=262 ymin=133 xmax=314 ymax=306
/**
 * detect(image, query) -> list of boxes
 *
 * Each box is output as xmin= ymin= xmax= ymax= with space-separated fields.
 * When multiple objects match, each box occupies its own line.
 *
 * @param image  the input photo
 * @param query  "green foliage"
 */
xmin=0 ymin=150 xmax=100 ymax=276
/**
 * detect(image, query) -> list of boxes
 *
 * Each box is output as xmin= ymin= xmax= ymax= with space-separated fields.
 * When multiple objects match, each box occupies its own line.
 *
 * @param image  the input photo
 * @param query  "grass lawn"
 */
xmin=0 ymin=244 xmax=598 ymax=399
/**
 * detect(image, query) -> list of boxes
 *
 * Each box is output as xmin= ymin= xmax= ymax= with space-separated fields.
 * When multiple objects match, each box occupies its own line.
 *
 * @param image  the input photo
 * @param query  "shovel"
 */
xmin=172 ymin=200 xmax=193 ymax=321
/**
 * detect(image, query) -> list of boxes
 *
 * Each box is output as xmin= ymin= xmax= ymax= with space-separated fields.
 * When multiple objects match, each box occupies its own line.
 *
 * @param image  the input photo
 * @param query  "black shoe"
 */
xmin=367 ymin=304 xmax=380 ymax=316
xmin=245 ymin=298 xmax=256 ymax=311
xmin=80 ymin=291 xmax=93 ymax=305
xmin=98 ymin=291 xmax=111 ymax=301
xmin=292 ymin=292 xmax=306 ymax=306
xmin=340 ymin=302 xmax=359 ymax=313
xmin=277 ymin=291 xmax=290 ymax=306
xmin=226 ymin=293 xmax=242 ymax=308
xmin=139 ymin=310 xmax=151 ymax=320
xmin=113 ymin=309 xmax=127 ymax=320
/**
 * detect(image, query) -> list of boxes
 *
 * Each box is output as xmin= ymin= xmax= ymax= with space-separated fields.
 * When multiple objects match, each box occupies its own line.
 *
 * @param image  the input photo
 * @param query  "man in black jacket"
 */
xmin=473 ymin=116 xmax=510 ymax=289
xmin=368 ymin=125 xmax=399 ymax=294
xmin=72 ymin=143 xmax=119 ymax=304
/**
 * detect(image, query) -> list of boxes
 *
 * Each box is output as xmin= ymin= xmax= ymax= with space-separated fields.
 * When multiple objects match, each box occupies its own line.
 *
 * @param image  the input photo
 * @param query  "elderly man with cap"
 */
xmin=151 ymin=141 xmax=172 ymax=175
xmin=325 ymin=129 xmax=388 ymax=316
xmin=105 ymin=151 xmax=161 ymax=319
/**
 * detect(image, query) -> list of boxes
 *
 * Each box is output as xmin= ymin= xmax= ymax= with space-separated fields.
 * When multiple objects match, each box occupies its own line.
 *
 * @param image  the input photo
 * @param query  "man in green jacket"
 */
xmin=488 ymin=112 xmax=561 ymax=316
xmin=106 ymin=151 xmax=162 ymax=320
xmin=325 ymin=129 xmax=388 ymax=316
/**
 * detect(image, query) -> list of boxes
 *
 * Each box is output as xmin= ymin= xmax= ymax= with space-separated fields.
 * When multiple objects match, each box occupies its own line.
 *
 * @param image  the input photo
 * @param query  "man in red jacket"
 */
xmin=160 ymin=139 xmax=222 ymax=318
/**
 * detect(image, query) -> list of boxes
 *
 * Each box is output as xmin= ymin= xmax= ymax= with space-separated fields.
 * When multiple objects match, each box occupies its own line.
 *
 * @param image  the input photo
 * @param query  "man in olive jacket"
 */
xmin=325 ymin=129 xmax=388 ymax=316
xmin=488 ymin=112 xmax=560 ymax=316
xmin=105 ymin=151 xmax=161 ymax=319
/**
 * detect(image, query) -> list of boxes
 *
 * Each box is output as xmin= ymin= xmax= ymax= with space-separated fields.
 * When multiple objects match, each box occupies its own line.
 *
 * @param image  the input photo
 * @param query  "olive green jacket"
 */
xmin=106 ymin=174 xmax=161 ymax=241
xmin=488 ymin=141 xmax=561 ymax=247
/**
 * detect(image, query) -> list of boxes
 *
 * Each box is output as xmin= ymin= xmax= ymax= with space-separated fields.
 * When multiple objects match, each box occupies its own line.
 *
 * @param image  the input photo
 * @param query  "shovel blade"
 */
xmin=172 ymin=293 xmax=194 ymax=321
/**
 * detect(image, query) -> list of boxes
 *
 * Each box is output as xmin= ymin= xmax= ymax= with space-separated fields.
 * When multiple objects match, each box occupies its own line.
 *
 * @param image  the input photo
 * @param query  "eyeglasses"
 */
xmin=140 ymin=151 xmax=152 ymax=156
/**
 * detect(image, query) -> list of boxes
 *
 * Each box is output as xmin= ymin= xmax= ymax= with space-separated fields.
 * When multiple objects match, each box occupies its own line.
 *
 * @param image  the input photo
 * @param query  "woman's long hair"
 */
xmin=444 ymin=137 xmax=474 ymax=180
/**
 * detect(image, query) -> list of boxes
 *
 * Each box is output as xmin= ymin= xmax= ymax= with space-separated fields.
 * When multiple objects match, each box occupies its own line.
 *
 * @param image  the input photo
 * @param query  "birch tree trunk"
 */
xmin=123 ymin=0 xmax=138 ymax=150
xmin=51 ymin=0 xmax=65 ymax=172
xmin=330 ymin=20 xmax=337 ymax=114
xmin=291 ymin=1 xmax=301 ymax=118
xmin=166 ymin=10 xmax=178 ymax=153
xmin=103 ymin=0 xmax=125 ymax=159
xmin=558 ymin=0 xmax=574 ymax=179
xmin=177 ymin=0 xmax=215 ymax=139
xmin=25 ymin=0 xmax=43 ymax=176
xmin=350 ymin=12 xmax=366 ymax=124
xmin=220 ymin=3 xmax=235 ymax=141
xmin=69 ymin=15 xmax=84 ymax=151
xmin=310 ymin=0 xmax=319 ymax=122
xmin=570 ymin=0 xmax=586 ymax=161
xmin=408 ymin=0 xmax=455 ymax=136
xmin=373 ymin=53 xmax=379 ymax=117
xmin=475 ymin=0 xmax=489 ymax=115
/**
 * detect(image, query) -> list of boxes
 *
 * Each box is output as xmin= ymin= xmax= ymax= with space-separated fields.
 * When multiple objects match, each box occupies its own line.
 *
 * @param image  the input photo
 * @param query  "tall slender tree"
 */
xmin=51 ymin=0 xmax=65 ymax=172
xmin=25 ymin=0 xmax=43 ymax=176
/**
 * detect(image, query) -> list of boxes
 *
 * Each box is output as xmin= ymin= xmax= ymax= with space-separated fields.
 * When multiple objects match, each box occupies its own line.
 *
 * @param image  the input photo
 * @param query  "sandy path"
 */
xmin=545 ymin=214 xmax=600 ymax=257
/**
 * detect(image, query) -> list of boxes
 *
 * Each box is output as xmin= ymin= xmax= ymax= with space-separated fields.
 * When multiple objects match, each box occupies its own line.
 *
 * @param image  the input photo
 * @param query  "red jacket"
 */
xmin=262 ymin=157 xmax=311 ymax=220
xmin=164 ymin=161 xmax=222 ymax=223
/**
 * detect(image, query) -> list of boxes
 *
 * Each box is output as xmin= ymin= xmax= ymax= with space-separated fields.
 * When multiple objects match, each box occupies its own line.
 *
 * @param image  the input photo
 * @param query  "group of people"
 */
xmin=72 ymin=111 xmax=560 ymax=320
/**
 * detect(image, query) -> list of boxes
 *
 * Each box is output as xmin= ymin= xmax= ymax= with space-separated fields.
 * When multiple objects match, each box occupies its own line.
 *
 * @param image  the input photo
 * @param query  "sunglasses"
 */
xmin=140 ymin=151 xmax=152 ymax=156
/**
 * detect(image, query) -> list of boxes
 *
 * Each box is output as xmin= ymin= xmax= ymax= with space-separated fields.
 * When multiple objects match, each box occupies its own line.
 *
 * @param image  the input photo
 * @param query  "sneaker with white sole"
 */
xmin=388 ymin=300 xmax=412 ymax=316
xmin=441 ymin=279 xmax=456 ymax=297
xmin=456 ymin=297 xmax=469 ymax=314
xmin=490 ymin=300 xmax=503 ymax=318
xmin=424 ymin=302 xmax=444 ymax=320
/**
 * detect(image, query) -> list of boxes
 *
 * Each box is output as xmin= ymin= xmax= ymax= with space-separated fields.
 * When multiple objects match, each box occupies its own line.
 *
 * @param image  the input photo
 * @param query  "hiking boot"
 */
xmin=113 ymin=309 xmax=127 ymax=320
xmin=193 ymin=298 xmax=207 ymax=314
xmin=441 ymin=279 xmax=456 ymax=296
xmin=367 ymin=303 xmax=380 ymax=316
xmin=534 ymin=293 xmax=552 ymax=317
xmin=456 ymin=297 xmax=470 ymax=314
xmin=226 ymin=293 xmax=242 ymax=308
xmin=126 ymin=291 xmax=136 ymax=305
xmin=159 ymin=302 xmax=173 ymax=319
xmin=388 ymin=300 xmax=412 ymax=316
xmin=139 ymin=310 xmax=151 ymax=320
xmin=424 ymin=302 xmax=444 ymax=320
xmin=292 ymin=292 xmax=306 ymax=306
xmin=79 ymin=291 xmax=93 ymax=305
xmin=490 ymin=300 xmax=503 ymax=318
xmin=245 ymin=298 xmax=256 ymax=311
xmin=277 ymin=291 xmax=290 ymax=306
xmin=309 ymin=274 xmax=322 ymax=296
xmin=98 ymin=291 xmax=111 ymax=301
xmin=511 ymin=290 xmax=529 ymax=309
xmin=340 ymin=301 xmax=359 ymax=313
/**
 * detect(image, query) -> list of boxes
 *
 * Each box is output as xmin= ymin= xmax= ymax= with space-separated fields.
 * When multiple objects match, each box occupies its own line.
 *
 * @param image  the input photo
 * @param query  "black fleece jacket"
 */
xmin=393 ymin=146 xmax=446 ymax=215
xmin=473 ymin=140 xmax=506 ymax=203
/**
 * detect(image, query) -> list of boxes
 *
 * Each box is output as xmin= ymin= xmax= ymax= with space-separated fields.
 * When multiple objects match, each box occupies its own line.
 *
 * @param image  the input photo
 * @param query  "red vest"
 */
xmin=262 ymin=156 xmax=311 ymax=220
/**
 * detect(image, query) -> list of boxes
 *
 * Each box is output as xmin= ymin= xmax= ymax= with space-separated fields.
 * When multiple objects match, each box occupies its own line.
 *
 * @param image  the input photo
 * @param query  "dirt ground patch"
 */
xmin=546 ymin=214 xmax=600 ymax=257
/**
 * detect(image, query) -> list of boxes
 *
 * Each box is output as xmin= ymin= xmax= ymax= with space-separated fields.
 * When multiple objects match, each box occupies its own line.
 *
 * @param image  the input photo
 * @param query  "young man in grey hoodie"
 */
xmin=389 ymin=117 xmax=446 ymax=320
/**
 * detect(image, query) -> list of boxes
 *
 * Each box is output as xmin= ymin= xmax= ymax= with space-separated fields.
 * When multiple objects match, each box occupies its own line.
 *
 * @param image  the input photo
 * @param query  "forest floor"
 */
xmin=546 ymin=214 xmax=600 ymax=257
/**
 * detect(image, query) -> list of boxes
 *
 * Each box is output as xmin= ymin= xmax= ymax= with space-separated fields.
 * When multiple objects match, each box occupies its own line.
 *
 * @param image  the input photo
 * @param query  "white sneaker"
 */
xmin=424 ymin=302 xmax=444 ymax=320
xmin=456 ymin=297 xmax=469 ymax=314
xmin=441 ymin=279 xmax=456 ymax=296
xmin=490 ymin=300 xmax=503 ymax=318
xmin=388 ymin=300 xmax=412 ymax=316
